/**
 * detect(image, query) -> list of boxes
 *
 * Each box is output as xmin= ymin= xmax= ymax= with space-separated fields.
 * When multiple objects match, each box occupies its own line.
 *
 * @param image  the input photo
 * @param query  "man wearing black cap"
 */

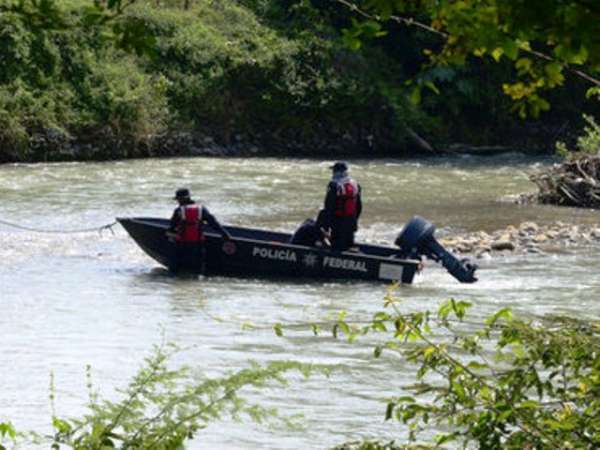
xmin=168 ymin=188 xmax=231 ymax=273
xmin=322 ymin=162 xmax=362 ymax=251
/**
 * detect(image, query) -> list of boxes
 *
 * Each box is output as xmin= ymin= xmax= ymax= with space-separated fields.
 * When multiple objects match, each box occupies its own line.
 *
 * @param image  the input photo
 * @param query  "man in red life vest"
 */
xmin=322 ymin=161 xmax=362 ymax=251
xmin=168 ymin=188 xmax=231 ymax=273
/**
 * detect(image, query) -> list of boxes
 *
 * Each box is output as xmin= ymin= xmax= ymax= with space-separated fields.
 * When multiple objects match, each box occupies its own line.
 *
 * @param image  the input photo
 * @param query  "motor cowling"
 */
xmin=395 ymin=216 xmax=478 ymax=283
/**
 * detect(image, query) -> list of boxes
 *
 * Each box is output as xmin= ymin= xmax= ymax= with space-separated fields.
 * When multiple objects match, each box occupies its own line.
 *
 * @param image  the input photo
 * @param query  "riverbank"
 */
xmin=8 ymin=127 xmax=555 ymax=165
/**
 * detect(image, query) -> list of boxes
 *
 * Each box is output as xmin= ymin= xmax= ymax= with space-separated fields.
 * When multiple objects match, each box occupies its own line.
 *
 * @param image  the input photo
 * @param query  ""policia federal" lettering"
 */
xmin=252 ymin=246 xmax=297 ymax=262
xmin=323 ymin=256 xmax=368 ymax=272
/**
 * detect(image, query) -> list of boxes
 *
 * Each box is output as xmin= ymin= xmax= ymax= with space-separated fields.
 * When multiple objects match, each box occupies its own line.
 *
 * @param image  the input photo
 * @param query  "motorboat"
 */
xmin=117 ymin=216 xmax=477 ymax=284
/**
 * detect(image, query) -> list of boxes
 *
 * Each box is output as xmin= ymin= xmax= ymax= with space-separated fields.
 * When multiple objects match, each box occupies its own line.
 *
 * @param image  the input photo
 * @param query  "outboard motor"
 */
xmin=395 ymin=216 xmax=478 ymax=283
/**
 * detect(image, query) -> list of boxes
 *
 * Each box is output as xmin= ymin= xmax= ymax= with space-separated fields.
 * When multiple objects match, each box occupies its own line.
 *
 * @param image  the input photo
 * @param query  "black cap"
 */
xmin=174 ymin=188 xmax=191 ymax=200
xmin=329 ymin=161 xmax=348 ymax=172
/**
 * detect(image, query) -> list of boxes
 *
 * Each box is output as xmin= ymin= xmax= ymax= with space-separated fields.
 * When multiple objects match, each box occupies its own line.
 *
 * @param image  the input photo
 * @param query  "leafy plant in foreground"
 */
xmin=20 ymin=343 xmax=323 ymax=449
xmin=0 ymin=422 xmax=17 ymax=450
xmin=304 ymin=290 xmax=600 ymax=448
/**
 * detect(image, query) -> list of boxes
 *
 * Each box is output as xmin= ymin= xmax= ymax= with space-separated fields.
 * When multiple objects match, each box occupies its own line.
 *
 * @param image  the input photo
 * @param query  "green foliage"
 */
xmin=0 ymin=422 xmax=17 ymax=450
xmin=338 ymin=0 xmax=600 ymax=117
xmin=0 ymin=0 xmax=167 ymax=161
xmin=321 ymin=290 xmax=600 ymax=448
xmin=556 ymin=115 xmax=600 ymax=156
xmin=1 ymin=0 xmax=425 ymax=161
xmin=331 ymin=440 xmax=431 ymax=450
xmin=18 ymin=343 xmax=323 ymax=449
xmin=139 ymin=0 xmax=399 ymax=143
xmin=77 ymin=56 xmax=169 ymax=145
xmin=1 ymin=0 xmax=596 ymax=161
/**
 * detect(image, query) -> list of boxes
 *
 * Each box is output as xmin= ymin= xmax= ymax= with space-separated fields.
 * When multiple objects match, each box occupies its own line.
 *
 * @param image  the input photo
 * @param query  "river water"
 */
xmin=1 ymin=155 xmax=599 ymax=449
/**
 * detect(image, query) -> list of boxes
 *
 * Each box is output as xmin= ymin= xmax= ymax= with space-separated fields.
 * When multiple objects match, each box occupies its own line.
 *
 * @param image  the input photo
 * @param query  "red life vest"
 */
xmin=334 ymin=178 xmax=359 ymax=218
xmin=176 ymin=204 xmax=204 ymax=243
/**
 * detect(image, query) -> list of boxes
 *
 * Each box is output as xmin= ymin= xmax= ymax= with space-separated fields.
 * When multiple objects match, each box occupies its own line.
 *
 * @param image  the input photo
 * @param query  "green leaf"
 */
xmin=451 ymin=382 xmax=466 ymax=400
xmin=273 ymin=323 xmax=283 ymax=337
xmin=52 ymin=417 xmax=72 ymax=434
xmin=374 ymin=312 xmax=391 ymax=321
xmin=409 ymin=86 xmax=421 ymax=105
xmin=479 ymin=386 xmax=493 ymax=401
xmin=0 ymin=422 xmax=16 ymax=439
xmin=519 ymin=400 xmax=539 ymax=409
xmin=438 ymin=299 xmax=454 ymax=320
xmin=435 ymin=432 xmax=459 ymax=445
xmin=544 ymin=62 xmax=564 ymax=87
xmin=511 ymin=343 xmax=526 ymax=358
xmin=497 ymin=409 xmax=512 ymax=422
xmin=362 ymin=20 xmax=382 ymax=35
xmin=572 ymin=46 xmax=589 ymax=65
xmin=586 ymin=86 xmax=600 ymax=100
xmin=374 ymin=345 xmax=383 ymax=358
xmin=372 ymin=321 xmax=387 ymax=332
xmin=491 ymin=47 xmax=503 ymax=62
xmin=385 ymin=402 xmax=395 ymax=420
xmin=467 ymin=360 xmax=487 ymax=370
xmin=341 ymin=27 xmax=362 ymax=50
xmin=453 ymin=300 xmax=472 ymax=320
xmin=345 ymin=36 xmax=361 ymax=51
xmin=407 ymin=330 xmax=421 ymax=342
xmin=395 ymin=396 xmax=416 ymax=403
xmin=424 ymin=81 xmax=440 ymax=95
xmin=502 ymin=40 xmax=519 ymax=60
xmin=423 ymin=346 xmax=436 ymax=358
xmin=486 ymin=307 xmax=513 ymax=326
xmin=338 ymin=321 xmax=350 ymax=337
xmin=515 ymin=57 xmax=532 ymax=75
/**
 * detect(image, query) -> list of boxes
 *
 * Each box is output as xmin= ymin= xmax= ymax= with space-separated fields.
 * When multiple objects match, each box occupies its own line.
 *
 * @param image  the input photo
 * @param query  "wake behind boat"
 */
xmin=118 ymin=216 xmax=477 ymax=284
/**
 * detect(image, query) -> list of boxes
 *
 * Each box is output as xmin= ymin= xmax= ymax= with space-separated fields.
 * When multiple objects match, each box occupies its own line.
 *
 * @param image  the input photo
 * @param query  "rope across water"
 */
xmin=0 ymin=218 xmax=117 ymax=235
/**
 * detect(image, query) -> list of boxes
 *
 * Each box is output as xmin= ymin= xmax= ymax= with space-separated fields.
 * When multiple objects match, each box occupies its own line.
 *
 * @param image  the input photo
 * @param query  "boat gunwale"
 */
xmin=117 ymin=217 xmax=420 ymax=267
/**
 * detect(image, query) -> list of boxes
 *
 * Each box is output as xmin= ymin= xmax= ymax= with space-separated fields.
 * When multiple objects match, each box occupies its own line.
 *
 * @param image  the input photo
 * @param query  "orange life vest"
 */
xmin=176 ymin=204 xmax=204 ymax=243
xmin=334 ymin=178 xmax=359 ymax=218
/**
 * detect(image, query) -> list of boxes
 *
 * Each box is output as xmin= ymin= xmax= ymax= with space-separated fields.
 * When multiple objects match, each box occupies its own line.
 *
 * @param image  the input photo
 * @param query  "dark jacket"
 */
xmin=323 ymin=177 xmax=362 ymax=230
xmin=322 ymin=176 xmax=362 ymax=251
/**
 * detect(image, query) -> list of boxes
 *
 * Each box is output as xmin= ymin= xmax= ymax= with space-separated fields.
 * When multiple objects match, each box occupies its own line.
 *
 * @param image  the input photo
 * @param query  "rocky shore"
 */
xmin=440 ymin=221 xmax=600 ymax=258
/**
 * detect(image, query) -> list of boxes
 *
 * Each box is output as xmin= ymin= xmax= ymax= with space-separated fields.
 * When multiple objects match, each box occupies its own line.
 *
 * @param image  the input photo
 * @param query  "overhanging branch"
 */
xmin=333 ymin=0 xmax=600 ymax=87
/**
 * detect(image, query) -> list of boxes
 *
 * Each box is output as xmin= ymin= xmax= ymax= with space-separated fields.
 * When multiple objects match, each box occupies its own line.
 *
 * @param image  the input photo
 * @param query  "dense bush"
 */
xmin=0 ymin=1 xmax=168 ymax=161
xmin=1 ymin=0 xmax=418 ymax=161
xmin=331 ymin=296 xmax=600 ymax=448
xmin=0 ymin=0 xmax=595 ymax=162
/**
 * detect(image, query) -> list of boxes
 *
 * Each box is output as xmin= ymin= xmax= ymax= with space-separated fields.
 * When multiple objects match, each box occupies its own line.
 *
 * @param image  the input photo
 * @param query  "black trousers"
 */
xmin=171 ymin=243 xmax=206 ymax=274
xmin=330 ymin=218 xmax=357 ymax=251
